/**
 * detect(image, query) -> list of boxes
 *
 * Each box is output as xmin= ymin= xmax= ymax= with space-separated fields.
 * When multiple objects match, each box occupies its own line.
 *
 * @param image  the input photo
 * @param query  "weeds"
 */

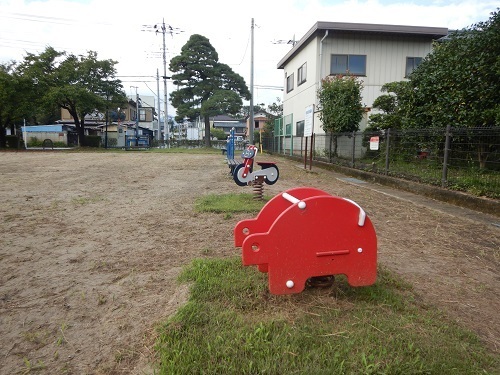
xmin=55 ymin=322 xmax=68 ymax=346
xmin=20 ymin=358 xmax=45 ymax=374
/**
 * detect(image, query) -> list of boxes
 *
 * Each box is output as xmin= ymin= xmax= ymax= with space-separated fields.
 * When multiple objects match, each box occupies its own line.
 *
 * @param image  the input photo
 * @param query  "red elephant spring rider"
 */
xmin=234 ymin=187 xmax=377 ymax=295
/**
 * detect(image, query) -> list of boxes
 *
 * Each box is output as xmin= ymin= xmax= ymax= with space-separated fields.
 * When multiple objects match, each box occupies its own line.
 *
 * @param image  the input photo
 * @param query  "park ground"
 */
xmin=0 ymin=151 xmax=498 ymax=374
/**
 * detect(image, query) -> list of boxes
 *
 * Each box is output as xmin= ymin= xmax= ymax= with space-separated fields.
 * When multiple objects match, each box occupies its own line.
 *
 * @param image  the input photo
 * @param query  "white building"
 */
xmin=277 ymin=22 xmax=448 ymax=136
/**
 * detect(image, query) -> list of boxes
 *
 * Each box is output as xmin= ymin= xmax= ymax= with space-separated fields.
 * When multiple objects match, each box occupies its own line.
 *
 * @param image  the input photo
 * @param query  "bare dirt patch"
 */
xmin=0 ymin=151 xmax=498 ymax=374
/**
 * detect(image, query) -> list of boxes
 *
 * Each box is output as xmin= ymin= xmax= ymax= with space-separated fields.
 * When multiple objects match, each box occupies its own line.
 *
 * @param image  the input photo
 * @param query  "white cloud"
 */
xmin=0 ymin=0 xmax=497 ymax=114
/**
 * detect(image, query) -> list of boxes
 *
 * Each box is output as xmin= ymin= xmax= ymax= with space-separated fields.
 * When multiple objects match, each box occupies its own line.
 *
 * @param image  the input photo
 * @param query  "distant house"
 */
xmin=277 ymin=21 xmax=448 ymax=136
xmin=246 ymin=112 xmax=269 ymax=136
xmin=128 ymin=95 xmax=158 ymax=137
xmin=57 ymin=97 xmax=156 ymax=146
xmin=211 ymin=115 xmax=247 ymax=137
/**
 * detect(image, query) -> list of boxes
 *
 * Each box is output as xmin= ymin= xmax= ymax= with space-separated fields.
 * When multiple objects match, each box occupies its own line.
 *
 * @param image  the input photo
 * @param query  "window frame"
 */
xmin=296 ymin=120 xmax=304 ymax=137
xmin=330 ymin=54 xmax=366 ymax=76
xmin=405 ymin=57 xmax=423 ymax=77
xmin=286 ymin=73 xmax=294 ymax=93
xmin=297 ymin=62 xmax=307 ymax=86
xmin=139 ymin=109 xmax=146 ymax=121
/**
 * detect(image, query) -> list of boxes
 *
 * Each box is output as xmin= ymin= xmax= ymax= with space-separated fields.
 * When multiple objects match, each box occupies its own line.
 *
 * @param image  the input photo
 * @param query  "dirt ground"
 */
xmin=0 ymin=151 xmax=498 ymax=374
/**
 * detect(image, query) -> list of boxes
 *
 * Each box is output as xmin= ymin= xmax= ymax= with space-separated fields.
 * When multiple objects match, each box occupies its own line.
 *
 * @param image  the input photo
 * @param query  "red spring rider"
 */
xmin=233 ymin=145 xmax=279 ymax=186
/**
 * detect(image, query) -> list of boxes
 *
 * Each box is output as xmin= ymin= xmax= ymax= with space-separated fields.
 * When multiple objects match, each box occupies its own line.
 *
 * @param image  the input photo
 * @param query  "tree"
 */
xmin=402 ymin=9 xmax=500 ymax=168
xmin=15 ymin=47 xmax=127 ymax=146
xmin=210 ymin=127 xmax=226 ymax=140
xmin=409 ymin=9 xmax=500 ymax=129
xmin=169 ymin=34 xmax=251 ymax=147
xmin=317 ymin=75 xmax=364 ymax=156
xmin=367 ymin=81 xmax=413 ymax=131
xmin=236 ymin=103 xmax=266 ymax=118
xmin=200 ymin=90 xmax=243 ymax=118
xmin=0 ymin=63 xmax=20 ymax=147
xmin=318 ymin=75 xmax=364 ymax=133
xmin=262 ymin=97 xmax=283 ymax=136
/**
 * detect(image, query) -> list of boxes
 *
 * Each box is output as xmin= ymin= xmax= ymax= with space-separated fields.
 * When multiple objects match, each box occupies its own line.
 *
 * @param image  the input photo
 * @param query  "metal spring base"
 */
xmin=306 ymin=275 xmax=335 ymax=288
xmin=252 ymin=176 xmax=264 ymax=200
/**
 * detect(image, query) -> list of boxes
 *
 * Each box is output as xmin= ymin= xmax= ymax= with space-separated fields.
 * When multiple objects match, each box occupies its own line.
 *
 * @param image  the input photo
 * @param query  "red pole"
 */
xmin=304 ymin=136 xmax=308 ymax=169
xmin=309 ymin=133 xmax=314 ymax=170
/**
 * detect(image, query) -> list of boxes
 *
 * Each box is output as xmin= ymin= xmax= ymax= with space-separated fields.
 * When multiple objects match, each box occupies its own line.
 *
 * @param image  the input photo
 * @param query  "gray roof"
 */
xmin=213 ymin=121 xmax=246 ymax=128
xmin=277 ymin=21 xmax=448 ymax=69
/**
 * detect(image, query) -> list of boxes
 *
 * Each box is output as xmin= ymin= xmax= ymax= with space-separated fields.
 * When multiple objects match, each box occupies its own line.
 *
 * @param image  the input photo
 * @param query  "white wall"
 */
xmin=320 ymin=33 xmax=433 ymax=106
xmin=282 ymin=39 xmax=320 ymax=135
xmin=282 ymin=32 xmax=434 ymax=135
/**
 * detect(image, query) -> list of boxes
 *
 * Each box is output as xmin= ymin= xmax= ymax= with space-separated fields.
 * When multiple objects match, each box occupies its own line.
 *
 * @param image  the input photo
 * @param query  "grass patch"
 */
xmin=195 ymin=193 xmax=269 ymax=214
xmin=71 ymin=195 xmax=104 ymax=205
xmin=154 ymin=258 xmax=498 ymax=374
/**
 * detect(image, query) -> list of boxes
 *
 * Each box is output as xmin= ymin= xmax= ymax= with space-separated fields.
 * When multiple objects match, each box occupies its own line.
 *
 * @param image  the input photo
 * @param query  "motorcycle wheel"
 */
xmin=264 ymin=165 xmax=279 ymax=185
xmin=233 ymin=164 xmax=248 ymax=186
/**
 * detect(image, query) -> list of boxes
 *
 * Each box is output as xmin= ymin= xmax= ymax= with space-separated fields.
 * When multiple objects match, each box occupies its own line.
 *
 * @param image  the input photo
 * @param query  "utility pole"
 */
xmin=156 ymin=69 xmax=161 ymax=142
xmin=161 ymin=19 xmax=169 ymax=147
xmin=249 ymin=18 xmax=255 ymax=145
xmin=142 ymin=20 xmax=183 ymax=147
xmin=131 ymin=86 xmax=139 ymax=147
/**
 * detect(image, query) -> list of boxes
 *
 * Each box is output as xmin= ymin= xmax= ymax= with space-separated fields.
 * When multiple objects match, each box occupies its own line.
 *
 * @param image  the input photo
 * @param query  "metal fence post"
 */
xmin=385 ymin=128 xmax=391 ymax=175
xmin=351 ymin=131 xmax=356 ymax=167
xmin=329 ymin=132 xmax=333 ymax=163
xmin=441 ymin=125 xmax=451 ymax=188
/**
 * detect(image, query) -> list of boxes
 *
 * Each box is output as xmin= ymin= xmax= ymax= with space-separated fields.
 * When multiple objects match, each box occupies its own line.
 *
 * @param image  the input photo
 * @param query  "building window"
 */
xmin=296 ymin=120 xmax=304 ymax=137
xmin=330 ymin=54 xmax=366 ymax=76
xmin=286 ymin=73 xmax=294 ymax=93
xmin=139 ymin=109 xmax=146 ymax=121
xmin=405 ymin=57 xmax=423 ymax=77
xmin=297 ymin=63 xmax=307 ymax=86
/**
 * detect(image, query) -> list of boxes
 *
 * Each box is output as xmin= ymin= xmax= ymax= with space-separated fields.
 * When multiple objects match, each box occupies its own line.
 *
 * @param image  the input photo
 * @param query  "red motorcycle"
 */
xmin=233 ymin=145 xmax=279 ymax=187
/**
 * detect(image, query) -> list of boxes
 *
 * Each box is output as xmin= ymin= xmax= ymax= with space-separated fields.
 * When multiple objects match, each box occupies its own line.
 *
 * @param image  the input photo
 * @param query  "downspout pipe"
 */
xmin=319 ymin=30 xmax=329 ymax=90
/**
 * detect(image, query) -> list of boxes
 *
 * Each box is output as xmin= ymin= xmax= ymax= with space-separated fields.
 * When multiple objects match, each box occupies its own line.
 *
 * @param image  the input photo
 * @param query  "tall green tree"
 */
xmin=16 ymin=47 xmax=127 ymax=146
xmin=317 ymin=74 xmax=364 ymax=156
xmin=0 ymin=63 xmax=20 ymax=147
xmin=318 ymin=75 xmax=364 ymax=133
xmin=409 ymin=9 xmax=500 ymax=129
xmin=392 ymin=9 xmax=500 ymax=168
xmin=169 ymin=34 xmax=251 ymax=147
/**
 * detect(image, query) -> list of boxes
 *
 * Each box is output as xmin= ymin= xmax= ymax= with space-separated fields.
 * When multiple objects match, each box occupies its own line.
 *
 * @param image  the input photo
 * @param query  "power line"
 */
xmin=254 ymin=85 xmax=284 ymax=90
xmin=272 ymin=36 xmax=297 ymax=47
xmin=0 ymin=11 xmax=125 ymax=27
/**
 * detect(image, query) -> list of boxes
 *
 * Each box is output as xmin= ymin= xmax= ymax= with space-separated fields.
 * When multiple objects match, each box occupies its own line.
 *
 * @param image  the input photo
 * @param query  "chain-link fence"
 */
xmin=263 ymin=126 xmax=500 ymax=199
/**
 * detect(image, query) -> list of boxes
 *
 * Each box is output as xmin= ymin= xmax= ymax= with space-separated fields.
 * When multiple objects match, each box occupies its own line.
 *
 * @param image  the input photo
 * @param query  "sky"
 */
xmin=0 ymin=0 xmax=498 ymax=118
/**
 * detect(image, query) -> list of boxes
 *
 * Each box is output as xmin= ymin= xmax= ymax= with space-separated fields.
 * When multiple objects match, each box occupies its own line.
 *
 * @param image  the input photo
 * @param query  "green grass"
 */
xmin=154 ymin=258 xmax=498 ymax=374
xmin=365 ymin=157 xmax=500 ymax=199
xmin=195 ymin=193 xmax=269 ymax=214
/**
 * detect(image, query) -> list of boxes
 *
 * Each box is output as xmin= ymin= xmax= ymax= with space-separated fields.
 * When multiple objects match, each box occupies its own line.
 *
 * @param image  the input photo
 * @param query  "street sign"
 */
xmin=304 ymin=105 xmax=314 ymax=137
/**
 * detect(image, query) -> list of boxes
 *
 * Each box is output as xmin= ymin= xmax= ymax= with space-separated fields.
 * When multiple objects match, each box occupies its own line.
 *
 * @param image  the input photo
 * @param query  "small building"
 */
xmin=22 ymin=124 xmax=76 ymax=146
xmin=211 ymin=115 xmax=247 ymax=138
xmin=246 ymin=112 xmax=269 ymax=136
xmin=277 ymin=21 xmax=449 ymax=136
